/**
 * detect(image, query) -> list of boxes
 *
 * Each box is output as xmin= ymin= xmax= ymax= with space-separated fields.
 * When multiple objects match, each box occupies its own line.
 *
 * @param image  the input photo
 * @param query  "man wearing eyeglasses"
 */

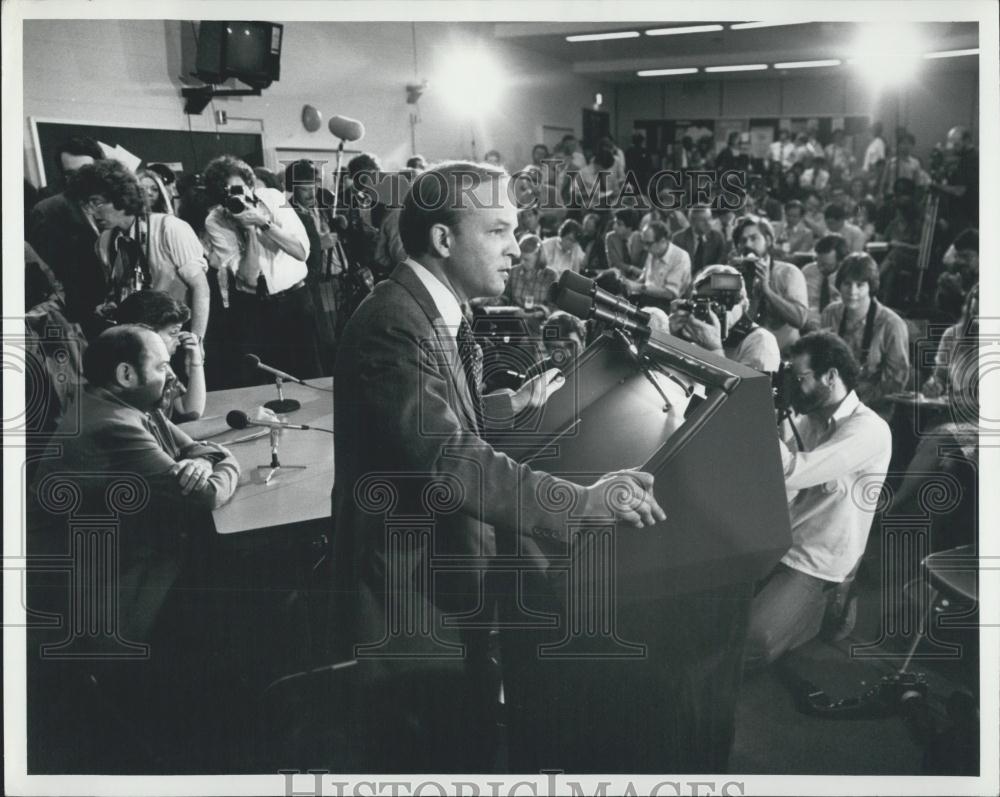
xmin=743 ymin=332 xmax=891 ymax=668
xmin=65 ymin=160 xmax=211 ymax=344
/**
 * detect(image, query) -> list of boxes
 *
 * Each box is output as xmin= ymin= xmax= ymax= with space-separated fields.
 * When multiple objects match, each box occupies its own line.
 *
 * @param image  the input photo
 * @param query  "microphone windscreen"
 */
xmin=331 ymin=214 xmax=349 ymax=232
xmin=328 ymin=115 xmax=365 ymax=142
xmin=244 ymin=353 xmax=261 ymax=368
xmin=226 ymin=410 xmax=250 ymax=430
xmin=556 ymin=288 xmax=594 ymax=320
xmin=558 ymin=270 xmax=595 ymax=296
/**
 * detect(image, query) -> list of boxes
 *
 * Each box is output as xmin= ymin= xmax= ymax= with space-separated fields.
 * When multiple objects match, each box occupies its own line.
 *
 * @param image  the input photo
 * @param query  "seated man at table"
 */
xmin=30 ymin=325 xmax=240 ymax=649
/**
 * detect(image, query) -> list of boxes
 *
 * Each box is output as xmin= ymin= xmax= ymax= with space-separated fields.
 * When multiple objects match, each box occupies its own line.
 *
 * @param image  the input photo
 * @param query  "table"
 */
xmin=180 ymin=378 xmax=334 ymax=536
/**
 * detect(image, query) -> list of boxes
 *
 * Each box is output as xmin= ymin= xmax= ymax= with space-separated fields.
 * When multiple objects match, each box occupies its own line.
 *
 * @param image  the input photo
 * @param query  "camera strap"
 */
xmin=724 ymin=313 xmax=758 ymax=349
xmin=838 ymin=299 xmax=878 ymax=366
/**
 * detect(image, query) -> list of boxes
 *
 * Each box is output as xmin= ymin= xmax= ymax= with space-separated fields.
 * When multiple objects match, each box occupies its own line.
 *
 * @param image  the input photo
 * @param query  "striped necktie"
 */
xmin=456 ymin=319 xmax=484 ymax=433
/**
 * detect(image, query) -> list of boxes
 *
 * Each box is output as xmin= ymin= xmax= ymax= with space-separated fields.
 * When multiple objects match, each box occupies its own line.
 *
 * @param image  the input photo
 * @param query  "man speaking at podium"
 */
xmin=332 ymin=161 xmax=665 ymax=770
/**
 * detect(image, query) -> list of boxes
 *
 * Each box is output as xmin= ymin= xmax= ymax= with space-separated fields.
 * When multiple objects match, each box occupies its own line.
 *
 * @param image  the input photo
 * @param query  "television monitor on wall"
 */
xmin=195 ymin=21 xmax=283 ymax=89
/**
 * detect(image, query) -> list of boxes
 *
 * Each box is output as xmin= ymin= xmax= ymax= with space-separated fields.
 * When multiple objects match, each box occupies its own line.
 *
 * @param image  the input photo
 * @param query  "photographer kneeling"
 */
xmin=667 ymin=264 xmax=780 ymax=373
xmin=743 ymin=332 xmax=891 ymax=669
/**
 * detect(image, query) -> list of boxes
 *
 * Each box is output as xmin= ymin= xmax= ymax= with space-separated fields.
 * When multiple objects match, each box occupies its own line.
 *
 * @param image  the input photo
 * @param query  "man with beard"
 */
xmin=731 ymin=215 xmax=808 ymax=354
xmin=30 ymin=325 xmax=240 ymax=647
xmin=28 ymin=325 xmax=242 ymax=767
xmin=743 ymin=332 xmax=891 ymax=668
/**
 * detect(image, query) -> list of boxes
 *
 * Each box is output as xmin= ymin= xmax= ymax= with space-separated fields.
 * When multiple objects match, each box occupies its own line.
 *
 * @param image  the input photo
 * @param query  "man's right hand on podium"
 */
xmin=583 ymin=470 xmax=666 ymax=528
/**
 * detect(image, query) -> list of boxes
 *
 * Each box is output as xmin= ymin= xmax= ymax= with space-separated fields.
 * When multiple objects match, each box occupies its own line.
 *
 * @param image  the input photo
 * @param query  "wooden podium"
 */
xmin=492 ymin=330 xmax=792 ymax=773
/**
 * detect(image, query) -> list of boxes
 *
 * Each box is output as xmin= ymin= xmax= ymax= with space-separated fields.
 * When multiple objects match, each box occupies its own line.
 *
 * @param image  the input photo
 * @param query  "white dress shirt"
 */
xmin=204 ymin=186 xmax=310 ymax=295
xmin=779 ymin=391 xmax=892 ymax=582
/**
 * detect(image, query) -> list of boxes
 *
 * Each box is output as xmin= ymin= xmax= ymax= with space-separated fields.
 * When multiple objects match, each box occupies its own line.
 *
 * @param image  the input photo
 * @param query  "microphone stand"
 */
xmin=264 ymin=375 xmax=302 ymax=414
xmin=257 ymin=428 xmax=308 ymax=485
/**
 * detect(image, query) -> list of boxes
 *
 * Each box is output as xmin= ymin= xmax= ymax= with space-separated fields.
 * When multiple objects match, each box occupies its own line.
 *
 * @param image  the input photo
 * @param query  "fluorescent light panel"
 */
xmin=645 ymin=24 xmax=724 ymax=36
xmin=637 ymin=67 xmax=700 ymax=77
xmin=774 ymin=59 xmax=842 ymax=69
xmin=924 ymin=48 xmax=979 ymax=59
xmin=704 ymin=63 xmax=768 ymax=73
xmin=730 ymin=21 xmax=811 ymax=30
xmin=566 ymin=31 xmax=640 ymax=42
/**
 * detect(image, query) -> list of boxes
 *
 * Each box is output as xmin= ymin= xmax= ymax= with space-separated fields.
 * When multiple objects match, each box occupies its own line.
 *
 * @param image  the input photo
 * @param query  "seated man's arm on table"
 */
xmin=778 ymin=413 xmax=890 ymax=491
xmin=106 ymin=417 xmax=241 ymax=511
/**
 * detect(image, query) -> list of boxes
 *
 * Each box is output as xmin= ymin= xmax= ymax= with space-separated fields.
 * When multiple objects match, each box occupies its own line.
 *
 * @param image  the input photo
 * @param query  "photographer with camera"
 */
xmin=668 ymin=264 xmax=780 ymax=373
xmin=744 ymin=332 xmax=891 ymax=668
xmin=731 ymin=215 xmax=808 ymax=355
xmin=203 ymin=155 xmax=321 ymax=386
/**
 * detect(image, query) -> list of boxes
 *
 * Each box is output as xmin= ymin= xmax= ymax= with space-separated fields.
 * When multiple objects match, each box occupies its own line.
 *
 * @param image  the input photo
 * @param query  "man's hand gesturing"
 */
xmin=584 ymin=469 xmax=666 ymax=528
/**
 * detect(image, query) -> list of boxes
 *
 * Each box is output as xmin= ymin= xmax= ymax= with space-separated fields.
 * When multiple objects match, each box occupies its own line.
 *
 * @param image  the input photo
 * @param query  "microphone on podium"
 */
xmin=549 ymin=273 xmax=651 ymax=338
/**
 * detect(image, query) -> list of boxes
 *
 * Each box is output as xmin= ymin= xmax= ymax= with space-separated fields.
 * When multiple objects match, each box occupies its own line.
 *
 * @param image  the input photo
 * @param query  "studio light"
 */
xmin=848 ymin=23 xmax=926 ymax=88
xmin=435 ymin=44 xmax=506 ymax=117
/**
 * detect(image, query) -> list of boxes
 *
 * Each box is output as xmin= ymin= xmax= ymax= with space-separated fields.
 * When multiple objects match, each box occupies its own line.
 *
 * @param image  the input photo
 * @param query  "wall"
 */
xmin=614 ymin=66 xmax=979 ymax=161
xmin=22 ymin=19 xmax=608 ymax=185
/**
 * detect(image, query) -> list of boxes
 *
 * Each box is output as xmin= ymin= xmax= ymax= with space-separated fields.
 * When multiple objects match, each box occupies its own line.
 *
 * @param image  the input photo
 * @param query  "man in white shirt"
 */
xmin=625 ymin=219 xmax=692 ymax=312
xmin=540 ymin=218 xmax=587 ymax=276
xmin=822 ymin=202 xmax=868 ymax=253
xmin=863 ymin=121 xmax=887 ymax=173
xmin=769 ymin=129 xmax=796 ymax=170
xmin=743 ymin=331 xmax=891 ymax=668
xmin=202 ymin=155 xmax=321 ymax=385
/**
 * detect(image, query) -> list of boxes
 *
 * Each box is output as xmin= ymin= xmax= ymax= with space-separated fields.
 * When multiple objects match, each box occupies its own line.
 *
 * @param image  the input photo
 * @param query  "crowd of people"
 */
xmin=21 ymin=120 xmax=980 ymax=770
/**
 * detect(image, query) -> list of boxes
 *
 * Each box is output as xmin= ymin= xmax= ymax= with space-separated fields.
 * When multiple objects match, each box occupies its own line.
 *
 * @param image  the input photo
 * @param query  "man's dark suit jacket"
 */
xmin=29 ymin=385 xmax=239 ymax=650
xmin=672 ymin=227 xmax=727 ymax=276
xmin=28 ymin=192 xmax=108 ymax=337
xmin=332 ymin=262 xmax=586 ymax=770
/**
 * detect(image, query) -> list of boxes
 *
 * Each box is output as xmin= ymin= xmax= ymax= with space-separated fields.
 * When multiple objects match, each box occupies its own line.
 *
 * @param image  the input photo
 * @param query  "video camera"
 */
xmin=732 ymin=256 xmax=759 ymax=296
xmin=674 ymin=271 xmax=744 ymax=340
xmin=771 ymin=361 xmax=795 ymax=414
xmin=224 ymin=184 xmax=260 ymax=215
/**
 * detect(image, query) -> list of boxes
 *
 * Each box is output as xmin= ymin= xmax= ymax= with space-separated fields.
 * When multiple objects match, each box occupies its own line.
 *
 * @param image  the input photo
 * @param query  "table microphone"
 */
xmin=225 ymin=410 xmax=333 ymax=434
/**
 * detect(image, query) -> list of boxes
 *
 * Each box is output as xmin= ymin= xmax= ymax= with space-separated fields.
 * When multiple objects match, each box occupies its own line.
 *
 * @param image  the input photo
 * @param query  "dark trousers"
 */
xmin=230 ymin=284 xmax=322 ymax=387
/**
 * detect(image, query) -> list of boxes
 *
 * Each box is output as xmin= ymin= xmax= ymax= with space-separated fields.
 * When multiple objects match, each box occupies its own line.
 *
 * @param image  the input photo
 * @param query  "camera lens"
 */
xmin=224 ymin=196 xmax=247 ymax=214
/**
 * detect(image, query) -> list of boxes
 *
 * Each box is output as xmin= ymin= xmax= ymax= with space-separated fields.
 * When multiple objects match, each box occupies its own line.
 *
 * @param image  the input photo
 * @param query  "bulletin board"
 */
xmin=30 ymin=118 xmax=265 ymax=190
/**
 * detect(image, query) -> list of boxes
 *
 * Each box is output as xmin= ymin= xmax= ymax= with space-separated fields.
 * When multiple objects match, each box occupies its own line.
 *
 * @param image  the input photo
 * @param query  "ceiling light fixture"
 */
xmin=924 ymin=48 xmax=979 ymax=59
xmin=774 ymin=59 xmax=843 ymax=69
xmin=704 ymin=63 xmax=768 ymax=73
xmin=645 ymin=24 xmax=724 ymax=36
xmin=637 ymin=67 xmax=700 ymax=77
xmin=566 ymin=31 xmax=641 ymax=42
xmin=730 ymin=22 xmax=812 ymax=30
